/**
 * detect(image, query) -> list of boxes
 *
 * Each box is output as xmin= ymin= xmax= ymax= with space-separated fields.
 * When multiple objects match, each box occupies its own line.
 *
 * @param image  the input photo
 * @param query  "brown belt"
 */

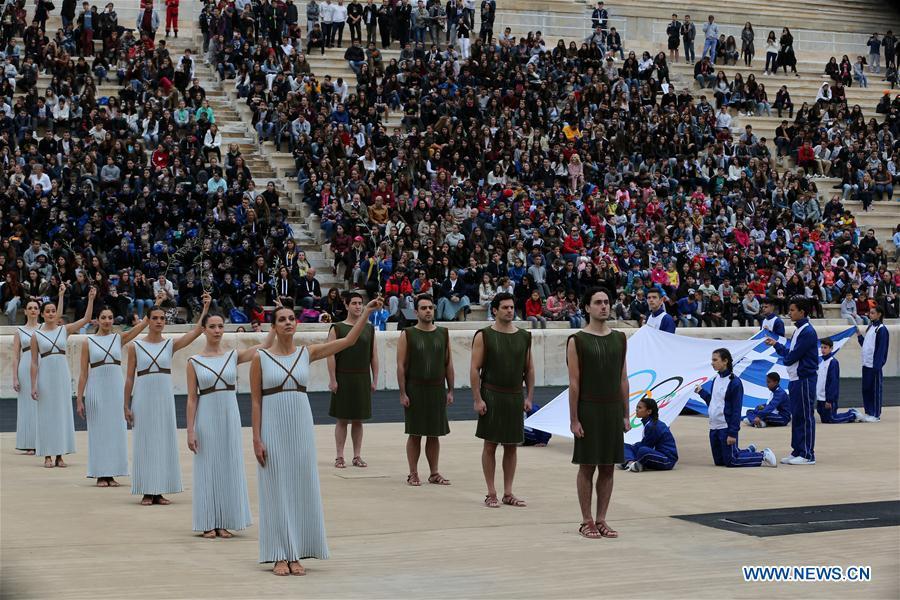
xmin=408 ymin=377 xmax=445 ymax=387
xmin=40 ymin=350 xmax=66 ymax=358
xmin=137 ymin=368 xmax=172 ymax=377
xmin=199 ymin=383 xmax=236 ymax=397
xmin=482 ymin=382 xmax=523 ymax=394
xmin=261 ymin=384 xmax=307 ymax=397
xmin=22 ymin=346 xmax=30 ymax=354
xmin=91 ymin=359 xmax=122 ymax=369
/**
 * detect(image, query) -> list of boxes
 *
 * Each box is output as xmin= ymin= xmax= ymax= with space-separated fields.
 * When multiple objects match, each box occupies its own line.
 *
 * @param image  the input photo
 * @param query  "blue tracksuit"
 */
xmin=745 ymin=387 xmax=791 ymax=426
xmin=647 ymin=307 xmax=677 ymax=333
xmin=623 ymin=417 xmax=678 ymax=470
xmin=523 ymin=402 xmax=552 ymax=446
xmin=761 ymin=313 xmax=786 ymax=337
xmin=698 ymin=371 xmax=765 ymax=467
xmin=816 ymin=354 xmax=856 ymax=424
xmin=773 ymin=318 xmax=818 ymax=461
xmin=858 ymin=321 xmax=889 ymax=419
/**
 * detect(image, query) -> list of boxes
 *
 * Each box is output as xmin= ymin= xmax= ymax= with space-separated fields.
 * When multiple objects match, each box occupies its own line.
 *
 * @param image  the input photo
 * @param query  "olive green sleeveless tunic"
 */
xmin=475 ymin=327 xmax=531 ymax=445
xmin=570 ymin=330 xmax=627 ymax=465
xmin=328 ymin=321 xmax=375 ymax=420
xmin=403 ymin=326 xmax=450 ymax=437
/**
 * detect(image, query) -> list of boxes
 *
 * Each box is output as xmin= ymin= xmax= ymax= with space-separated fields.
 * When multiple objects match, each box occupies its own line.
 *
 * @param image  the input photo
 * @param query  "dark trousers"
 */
xmin=861 ymin=366 xmax=883 ymax=418
xmin=349 ymin=20 xmax=361 ymax=43
xmin=366 ymin=22 xmax=376 ymax=44
xmin=788 ymin=377 xmax=817 ymax=460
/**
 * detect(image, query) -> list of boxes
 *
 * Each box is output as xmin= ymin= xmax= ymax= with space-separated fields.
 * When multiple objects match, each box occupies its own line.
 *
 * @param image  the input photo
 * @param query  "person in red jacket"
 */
xmin=385 ymin=268 xmax=414 ymax=317
xmin=797 ymin=140 xmax=817 ymax=174
xmin=525 ymin=289 xmax=547 ymax=329
xmin=165 ymin=0 xmax=179 ymax=38
xmin=562 ymin=226 xmax=585 ymax=262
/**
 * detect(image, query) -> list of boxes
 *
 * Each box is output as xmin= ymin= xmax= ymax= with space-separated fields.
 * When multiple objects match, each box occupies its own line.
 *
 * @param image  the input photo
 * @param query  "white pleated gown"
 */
xmin=84 ymin=334 xmax=129 ymax=478
xmin=131 ymin=339 xmax=182 ymax=495
xmin=257 ymin=348 xmax=329 ymax=563
xmin=34 ymin=327 xmax=76 ymax=457
xmin=15 ymin=327 xmax=37 ymax=451
xmin=190 ymin=351 xmax=252 ymax=532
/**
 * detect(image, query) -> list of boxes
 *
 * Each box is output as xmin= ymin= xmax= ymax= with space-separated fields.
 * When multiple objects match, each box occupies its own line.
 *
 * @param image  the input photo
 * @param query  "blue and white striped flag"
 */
xmin=687 ymin=326 xmax=858 ymax=415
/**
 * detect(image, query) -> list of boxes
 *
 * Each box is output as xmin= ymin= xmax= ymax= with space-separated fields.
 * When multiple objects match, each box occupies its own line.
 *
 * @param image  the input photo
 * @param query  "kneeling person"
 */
xmin=471 ymin=293 xmax=534 ymax=508
xmin=622 ymin=398 xmax=678 ymax=472
xmin=745 ymin=372 xmax=791 ymax=427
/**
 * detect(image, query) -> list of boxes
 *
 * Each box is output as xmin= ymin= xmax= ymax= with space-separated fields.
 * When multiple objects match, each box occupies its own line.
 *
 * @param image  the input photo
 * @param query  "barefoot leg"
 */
xmin=44 ymin=456 xmax=54 ymax=468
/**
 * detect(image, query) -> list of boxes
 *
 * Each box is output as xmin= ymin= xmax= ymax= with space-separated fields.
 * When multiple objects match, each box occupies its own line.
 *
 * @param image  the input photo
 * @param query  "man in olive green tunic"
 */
xmin=397 ymin=294 xmax=454 ymax=487
xmin=567 ymin=287 xmax=630 ymax=540
xmin=327 ymin=291 xmax=379 ymax=468
xmin=471 ymin=292 xmax=534 ymax=508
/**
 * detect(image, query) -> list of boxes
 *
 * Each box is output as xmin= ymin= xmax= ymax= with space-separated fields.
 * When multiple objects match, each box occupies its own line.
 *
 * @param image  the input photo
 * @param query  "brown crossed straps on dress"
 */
xmin=135 ymin=339 xmax=172 ymax=377
xmin=191 ymin=351 xmax=236 ymax=396
xmin=18 ymin=328 xmax=34 ymax=353
xmin=36 ymin=328 xmax=66 ymax=358
xmin=89 ymin=335 xmax=121 ymax=368
xmin=260 ymin=348 xmax=307 ymax=396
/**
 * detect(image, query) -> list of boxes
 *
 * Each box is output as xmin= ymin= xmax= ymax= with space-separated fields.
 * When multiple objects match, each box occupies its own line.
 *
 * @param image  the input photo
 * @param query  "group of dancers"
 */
xmin=9 ymin=283 xmax=891 ymax=564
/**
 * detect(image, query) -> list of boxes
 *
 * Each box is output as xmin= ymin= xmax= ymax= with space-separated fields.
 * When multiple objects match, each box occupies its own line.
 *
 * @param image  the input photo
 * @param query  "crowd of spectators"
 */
xmin=1 ymin=1 xmax=899 ymax=330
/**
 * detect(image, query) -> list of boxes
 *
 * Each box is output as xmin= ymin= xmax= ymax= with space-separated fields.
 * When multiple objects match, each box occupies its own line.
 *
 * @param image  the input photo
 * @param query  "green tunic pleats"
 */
xmin=403 ymin=326 xmax=450 ymax=437
xmin=328 ymin=322 xmax=374 ymax=420
xmin=570 ymin=330 xmax=627 ymax=465
xmin=475 ymin=327 xmax=531 ymax=445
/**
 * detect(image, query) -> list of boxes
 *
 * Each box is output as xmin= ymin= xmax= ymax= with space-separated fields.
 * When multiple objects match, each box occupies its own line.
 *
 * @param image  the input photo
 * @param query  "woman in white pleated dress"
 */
xmin=249 ymin=299 xmax=381 ymax=576
xmin=124 ymin=293 xmax=210 ymax=506
xmin=12 ymin=298 xmax=43 ymax=454
xmin=76 ymin=307 xmax=148 ymax=487
xmin=186 ymin=311 xmax=275 ymax=538
xmin=30 ymin=284 xmax=96 ymax=468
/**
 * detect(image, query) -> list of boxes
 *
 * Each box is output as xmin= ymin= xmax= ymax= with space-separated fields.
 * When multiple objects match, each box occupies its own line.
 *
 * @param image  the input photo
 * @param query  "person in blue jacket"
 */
xmin=646 ymin=289 xmax=677 ymax=333
xmin=857 ymin=305 xmax=890 ymax=422
xmin=620 ymin=398 xmax=678 ymax=472
xmin=760 ymin=298 xmax=786 ymax=337
xmin=745 ymin=372 xmax=791 ymax=427
xmin=816 ymin=337 xmax=862 ymax=424
xmin=695 ymin=348 xmax=777 ymax=468
xmin=765 ymin=297 xmax=819 ymax=465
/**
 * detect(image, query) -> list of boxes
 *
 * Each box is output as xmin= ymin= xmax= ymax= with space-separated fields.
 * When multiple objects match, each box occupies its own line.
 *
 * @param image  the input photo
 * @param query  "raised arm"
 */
xmin=185 ymin=361 xmax=199 ymax=454
xmin=120 ymin=315 xmax=150 ymax=346
xmin=308 ymin=299 xmax=382 ymax=362
xmin=236 ymin=325 xmax=277 ymax=364
xmin=56 ymin=283 xmax=66 ymax=317
xmin=75 ymin=338 xmax=90 ymax=420
xmin=470 ymin=330 xmax=485 ymax=415
xmin=65 ymin=286 xmax=97 ymax=334
xmin=123 ymin=343 xmax=137 ymax=426
xmin=173 ymin=292 xmax=211 ymax=353
xmin=249 ymin=355 xmax=267 ymax=467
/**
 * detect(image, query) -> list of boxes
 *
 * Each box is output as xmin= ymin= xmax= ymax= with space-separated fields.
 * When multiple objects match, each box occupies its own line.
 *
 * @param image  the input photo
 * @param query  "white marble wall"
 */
xmin=1 ymin=325 xmax=897 ymax=397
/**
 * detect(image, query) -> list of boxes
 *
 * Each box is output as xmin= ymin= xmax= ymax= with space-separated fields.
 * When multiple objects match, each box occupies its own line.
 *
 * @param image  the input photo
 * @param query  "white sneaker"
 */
xmin=780 ymin=455 xmax=794 ymax=464
xmin=747 ymin=444 xmax=757 ymax=453
xmin=786 ymin=455 xmax=816 ymax=465
xmin=866 ymin=415 xmax=881 ymax=423
xmin=763 ymin=448 xmax=777 ymax=467
xmin=757 ymin=420 xmax=767 ymax=428
xmin=618 ymin=461 xmax=632 ymax=470
xmin=849 ymin=408 xmax=863 ymax=422
xmin=629 ymin=461 xmax=644 ymax=472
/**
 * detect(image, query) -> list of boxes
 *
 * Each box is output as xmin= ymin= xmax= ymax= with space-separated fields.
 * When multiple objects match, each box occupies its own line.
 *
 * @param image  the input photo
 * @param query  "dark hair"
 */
xmin=98 ymin=306 xmax=115 ymax=318
xmin=870 ymin=304 xmax=884 ymax=318
xmin=637 ymin=397 xmax=659 ymax=421
xmin=491 ymin=291 xmax=515 ymax=313
xmin=646 ymin=288 xmax=662 ymax=298
xmin=580 ymin=286 xmax=611 ymax=314
xmin=713 ymin=347 xmax=734 ymax=377
xmin=148 ymin=305 xmax=167 ymax=318
xmin=789 ymin=296 xmax=809 ymax=316
xmin=25 ymin=299 xmax=41 ymax=311
xmin=343 ymin=291 xmax=364 ymax=305
xmin=201 ymin=311 xmax=225 ymax=326
xmin=414 ymin=293 xmax=435 ymax=310
xmin=272 ymin=305 xmax=295 ymax=320
xmin=820 ymin=336 xmax=833 ymax=348
xmin=766 ymin=371 xmax=781 ymax=383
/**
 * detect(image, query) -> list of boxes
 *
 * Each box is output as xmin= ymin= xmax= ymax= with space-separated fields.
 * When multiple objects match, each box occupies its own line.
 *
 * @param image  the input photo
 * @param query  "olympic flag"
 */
xmin=524 ymin=327 xmax=762 ymax=444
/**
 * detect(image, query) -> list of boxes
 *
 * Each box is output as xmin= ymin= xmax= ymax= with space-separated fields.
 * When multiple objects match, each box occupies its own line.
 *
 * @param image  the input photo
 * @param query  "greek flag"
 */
xmin=686 ymin=326 xmax=858 ymax=415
